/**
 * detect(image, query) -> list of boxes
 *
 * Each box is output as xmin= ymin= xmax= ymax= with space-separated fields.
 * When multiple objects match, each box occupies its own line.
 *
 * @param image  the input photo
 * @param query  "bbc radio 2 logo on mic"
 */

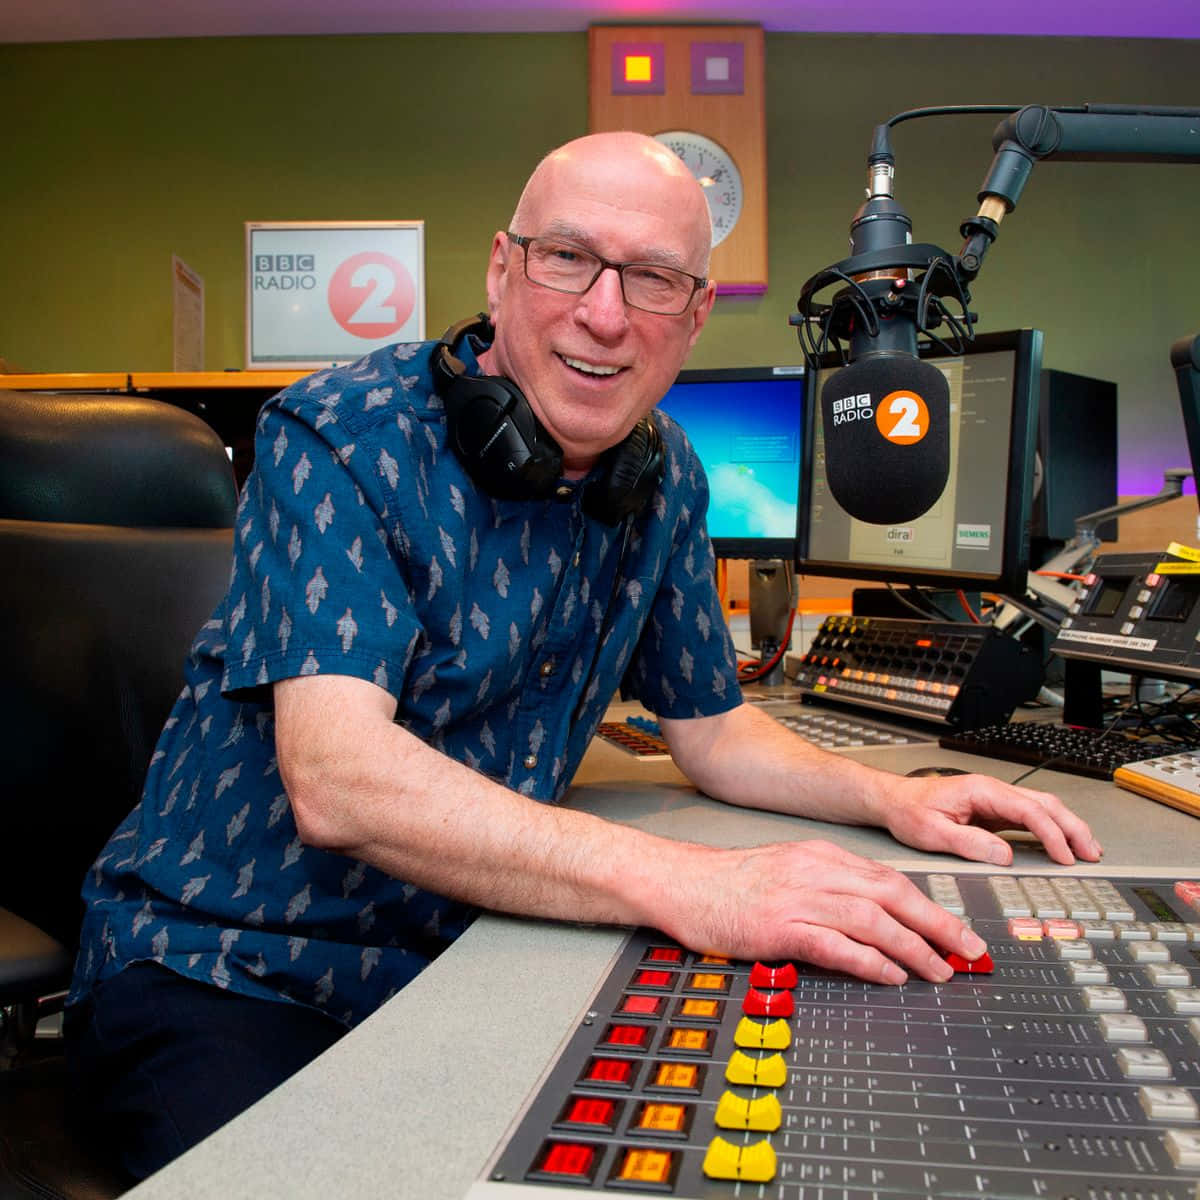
xmin=833 ymin=389 xmax=930 ymax=446
xmin=831 ymin=393 xmax=873 ymax=424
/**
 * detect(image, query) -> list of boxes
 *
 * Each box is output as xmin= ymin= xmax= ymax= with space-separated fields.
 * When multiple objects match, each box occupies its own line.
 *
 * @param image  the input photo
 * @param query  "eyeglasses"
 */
xmin=506 ymin=233 xmax=707 ymax=317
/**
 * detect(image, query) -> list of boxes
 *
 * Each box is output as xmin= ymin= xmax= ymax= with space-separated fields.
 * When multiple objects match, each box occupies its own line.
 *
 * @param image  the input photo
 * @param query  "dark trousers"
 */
xmin=65 ymin=961 xmax=345 ymax=1181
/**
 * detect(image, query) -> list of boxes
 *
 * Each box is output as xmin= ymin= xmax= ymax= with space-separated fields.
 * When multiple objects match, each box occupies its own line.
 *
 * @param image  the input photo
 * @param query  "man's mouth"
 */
xmin=559 ymin=354 xmax=625 ymax=378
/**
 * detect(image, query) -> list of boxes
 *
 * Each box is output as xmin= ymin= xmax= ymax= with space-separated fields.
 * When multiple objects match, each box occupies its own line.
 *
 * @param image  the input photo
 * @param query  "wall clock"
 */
xmin=652 ymin=129 xmax=744 ymax=248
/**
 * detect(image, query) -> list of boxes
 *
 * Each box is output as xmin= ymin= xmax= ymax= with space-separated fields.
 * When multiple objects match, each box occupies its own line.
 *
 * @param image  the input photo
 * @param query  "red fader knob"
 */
xmin=742 ymin=987 xmax=794 ymax=1017
xmin=943 ymin=951 xmax=994 ymax=974
xmin=749 ymin=962 xmax=798 ymax=989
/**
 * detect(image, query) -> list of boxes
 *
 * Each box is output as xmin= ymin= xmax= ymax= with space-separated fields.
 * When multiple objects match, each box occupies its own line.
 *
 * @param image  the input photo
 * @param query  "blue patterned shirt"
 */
xmin=69 ymin=335 xmax=741 ymax=1029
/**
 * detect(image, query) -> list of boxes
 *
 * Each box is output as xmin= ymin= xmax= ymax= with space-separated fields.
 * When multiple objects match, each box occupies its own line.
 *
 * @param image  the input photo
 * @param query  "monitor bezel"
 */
xmin=796 ymin=328 xmax=1042 ymax=595
xmin=660 ymin=365 xmax=806 ymax=561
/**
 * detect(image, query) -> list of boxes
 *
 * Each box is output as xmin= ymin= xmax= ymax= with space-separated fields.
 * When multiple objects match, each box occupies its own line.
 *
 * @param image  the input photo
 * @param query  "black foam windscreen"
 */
xmin=820 ymin=352 xmax=950 ymax=525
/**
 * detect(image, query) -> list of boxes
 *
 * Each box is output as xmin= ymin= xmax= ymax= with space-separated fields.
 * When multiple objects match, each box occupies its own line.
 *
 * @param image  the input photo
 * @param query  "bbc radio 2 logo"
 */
xmin=831 ymin=393 xmax=873 ymax=424
xmin=255 ymin=250 xmax=416 ymax=339
xmin=254 ymin=254 xmax=317 ymax=290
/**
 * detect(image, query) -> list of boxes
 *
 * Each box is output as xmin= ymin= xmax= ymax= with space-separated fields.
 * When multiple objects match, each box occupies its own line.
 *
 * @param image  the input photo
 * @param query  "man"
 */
xmin=66 ymin=131 xmax=1100 ymax=1179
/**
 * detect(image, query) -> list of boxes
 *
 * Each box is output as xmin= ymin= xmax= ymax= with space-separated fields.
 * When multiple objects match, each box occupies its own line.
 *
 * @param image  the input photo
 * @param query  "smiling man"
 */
xmin=65 ymin=131 xmax=1100 ymax=1181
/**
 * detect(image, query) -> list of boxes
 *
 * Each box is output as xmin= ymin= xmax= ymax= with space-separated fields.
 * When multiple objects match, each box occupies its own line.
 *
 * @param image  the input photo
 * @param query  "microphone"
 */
xmin=797 ymin=127 xmax=964 ymax=525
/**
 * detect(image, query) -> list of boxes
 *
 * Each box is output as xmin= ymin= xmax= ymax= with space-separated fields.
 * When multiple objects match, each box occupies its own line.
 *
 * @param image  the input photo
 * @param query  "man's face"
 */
xmin=481 ymin=146 xmax=716 ymax=476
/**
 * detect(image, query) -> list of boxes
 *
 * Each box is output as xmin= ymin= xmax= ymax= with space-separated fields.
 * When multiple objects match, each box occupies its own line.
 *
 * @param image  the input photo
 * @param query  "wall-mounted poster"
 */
xmin=245 ymin=220 xmax=425 ymax=369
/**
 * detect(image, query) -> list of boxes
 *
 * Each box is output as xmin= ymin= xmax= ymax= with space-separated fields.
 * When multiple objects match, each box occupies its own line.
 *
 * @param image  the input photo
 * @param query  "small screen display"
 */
xmin=1148 ymin=577 xmax=1200 ymax=623
xmin=1086 ymin=576 xmax=1132 ymax=618
xmin=657 ymin=369 xmax=804 ymax=557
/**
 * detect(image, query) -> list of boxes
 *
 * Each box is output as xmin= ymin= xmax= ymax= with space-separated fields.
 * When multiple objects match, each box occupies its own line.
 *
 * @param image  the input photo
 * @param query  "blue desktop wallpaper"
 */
xmin=657 ymin=376 xmax=803 ymax=542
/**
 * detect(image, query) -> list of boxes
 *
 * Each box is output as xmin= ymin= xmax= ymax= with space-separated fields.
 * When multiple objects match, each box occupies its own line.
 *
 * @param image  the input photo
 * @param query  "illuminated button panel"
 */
xmin=481 ymin=874 xmax=1200 ymax=1198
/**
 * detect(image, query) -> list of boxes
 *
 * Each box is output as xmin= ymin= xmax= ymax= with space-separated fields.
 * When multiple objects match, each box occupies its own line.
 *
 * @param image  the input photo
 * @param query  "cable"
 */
xmin=738 ymin=605 xmax=799 ymax=685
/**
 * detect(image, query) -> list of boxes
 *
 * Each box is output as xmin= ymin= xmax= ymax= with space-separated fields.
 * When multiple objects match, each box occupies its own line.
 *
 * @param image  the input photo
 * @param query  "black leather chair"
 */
xmin=0 ymin=390 xmax=238 ymax=1199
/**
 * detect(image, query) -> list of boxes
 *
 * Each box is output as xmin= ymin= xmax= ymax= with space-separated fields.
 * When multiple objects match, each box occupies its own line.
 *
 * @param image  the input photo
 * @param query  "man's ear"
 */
xmin=684 ymin=280 xmax=718 ymax=352
xmin=484 ymin=231 xmax=511 ymax=323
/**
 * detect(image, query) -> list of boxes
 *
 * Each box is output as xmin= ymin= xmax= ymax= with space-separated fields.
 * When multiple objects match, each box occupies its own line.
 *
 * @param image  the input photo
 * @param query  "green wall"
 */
xmin=1 ymin=32 xmax=1196 ymax=488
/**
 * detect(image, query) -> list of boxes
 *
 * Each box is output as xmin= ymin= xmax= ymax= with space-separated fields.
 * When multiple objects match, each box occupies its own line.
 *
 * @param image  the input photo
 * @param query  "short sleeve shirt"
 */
xmin=69 ymin=336 xmax=742 ymax=1029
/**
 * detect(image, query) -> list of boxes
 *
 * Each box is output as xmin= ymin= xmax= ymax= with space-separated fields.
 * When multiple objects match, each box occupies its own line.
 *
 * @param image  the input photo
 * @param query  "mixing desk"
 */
xmin=469 ymin=872 xmax=1200 ymax=1200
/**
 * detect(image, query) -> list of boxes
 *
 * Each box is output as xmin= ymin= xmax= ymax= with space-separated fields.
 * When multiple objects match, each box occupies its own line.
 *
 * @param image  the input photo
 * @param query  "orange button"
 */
xmin=678 ymin=997 xmax=721 ymax=1019
xmin=650 ymin=1062 xmax=700 ymax=1091
xmin=614 ymin=1147 xmax=675 ymax=1185
xmin=665 ymin=1026 xmax=713 ymax=1053
xmin=689 ymin=972 xmax=730 ymax=992
xmin=635 ymin=1102 xmax=689 ymax=1133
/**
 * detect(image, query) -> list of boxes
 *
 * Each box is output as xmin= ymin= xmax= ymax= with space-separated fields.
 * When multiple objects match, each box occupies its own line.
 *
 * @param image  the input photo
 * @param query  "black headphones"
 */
xmin=431 ymin=314 xmax=664 ymax=526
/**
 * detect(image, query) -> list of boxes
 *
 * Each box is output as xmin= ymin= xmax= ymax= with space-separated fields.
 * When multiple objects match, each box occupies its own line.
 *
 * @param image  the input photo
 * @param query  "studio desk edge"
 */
xmin=123 ymin=713 xmax=1200 ymax=1200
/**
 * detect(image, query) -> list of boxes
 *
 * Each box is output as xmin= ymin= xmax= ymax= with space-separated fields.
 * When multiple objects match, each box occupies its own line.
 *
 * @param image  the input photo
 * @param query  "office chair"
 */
xmin=0 ymin=390 xmax=239 ymax=1199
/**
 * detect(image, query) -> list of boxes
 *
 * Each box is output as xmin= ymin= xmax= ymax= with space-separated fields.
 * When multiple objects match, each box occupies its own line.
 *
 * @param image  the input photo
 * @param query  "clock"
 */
xmin=653 ymin=130 xmax=743 ymax=249
xmin=588 ymin=24 xmax=767 ymax=293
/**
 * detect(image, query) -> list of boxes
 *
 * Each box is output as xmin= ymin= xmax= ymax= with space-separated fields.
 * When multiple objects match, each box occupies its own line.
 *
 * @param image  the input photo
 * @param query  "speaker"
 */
xmin=1032 ymin=368 xmax=1118 ymax=544
xmin=432 ymin=315 xmax=664 ymax=525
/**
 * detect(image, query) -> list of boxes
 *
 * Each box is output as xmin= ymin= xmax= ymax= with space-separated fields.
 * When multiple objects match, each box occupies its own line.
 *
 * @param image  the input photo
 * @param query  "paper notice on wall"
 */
xmin=172 ymin=255 xmax=204 ymax=372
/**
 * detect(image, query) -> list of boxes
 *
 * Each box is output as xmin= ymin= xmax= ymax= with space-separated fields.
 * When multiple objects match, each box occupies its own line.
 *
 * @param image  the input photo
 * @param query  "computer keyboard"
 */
xmin=1115 ymin=748 xmax=1200 ymax=818
xmin=939 ymin=721 xmax=1180 ymax=780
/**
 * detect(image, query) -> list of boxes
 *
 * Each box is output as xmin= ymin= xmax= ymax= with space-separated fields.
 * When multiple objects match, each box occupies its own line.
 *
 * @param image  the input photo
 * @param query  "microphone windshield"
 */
xmin=819 ymin=352 xmax=950 ymax=524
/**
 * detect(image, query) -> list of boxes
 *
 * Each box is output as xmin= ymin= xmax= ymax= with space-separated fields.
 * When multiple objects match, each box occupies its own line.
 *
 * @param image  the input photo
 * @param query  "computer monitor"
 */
xmin=799 ymin=328 xmax=1042 ymax=595
xmin=656 ymin=366 xmax=806 ymax=560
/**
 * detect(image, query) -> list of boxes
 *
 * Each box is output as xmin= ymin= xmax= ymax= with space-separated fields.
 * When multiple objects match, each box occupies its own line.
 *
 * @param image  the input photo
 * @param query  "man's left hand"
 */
xmin=881 ymin=773 xmax=1103 ymax=866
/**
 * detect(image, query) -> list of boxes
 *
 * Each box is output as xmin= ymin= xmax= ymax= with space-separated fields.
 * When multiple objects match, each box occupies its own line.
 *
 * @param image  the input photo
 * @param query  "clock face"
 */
xmin=654 ymin=130 xmax=743 ymax=248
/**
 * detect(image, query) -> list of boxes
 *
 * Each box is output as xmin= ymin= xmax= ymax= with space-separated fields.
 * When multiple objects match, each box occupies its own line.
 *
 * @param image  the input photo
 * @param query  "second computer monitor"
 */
xmin=656 ymin=366 xmax=806 ymax=560
xmin=800 ymin=329 xmax=1042 ymax=595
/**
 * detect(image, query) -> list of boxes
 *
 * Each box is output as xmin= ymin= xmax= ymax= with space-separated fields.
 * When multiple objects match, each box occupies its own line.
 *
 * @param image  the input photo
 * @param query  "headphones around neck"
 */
xmin=431 ymin=314 xmax=664 ymax=526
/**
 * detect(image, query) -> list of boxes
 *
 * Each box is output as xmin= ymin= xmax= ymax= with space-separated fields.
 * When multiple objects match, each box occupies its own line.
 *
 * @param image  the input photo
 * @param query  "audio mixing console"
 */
xmin=468 ymin=871 xmax=1200 ymax=1200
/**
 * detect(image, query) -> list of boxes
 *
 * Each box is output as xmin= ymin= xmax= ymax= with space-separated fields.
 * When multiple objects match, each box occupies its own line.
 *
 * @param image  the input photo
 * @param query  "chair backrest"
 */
xmin=0 ymin=391 xmax=238 ymax=948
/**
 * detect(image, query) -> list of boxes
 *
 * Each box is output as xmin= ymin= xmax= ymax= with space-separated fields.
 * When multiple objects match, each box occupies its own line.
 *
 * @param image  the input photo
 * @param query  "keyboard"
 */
xmin=939 ymin=721 xmax=1177 ymax=780
xmin=598 ymin=707 xmax=933 ymax=759
xmin=1116 ymin=748 xmax=1200 ymax=818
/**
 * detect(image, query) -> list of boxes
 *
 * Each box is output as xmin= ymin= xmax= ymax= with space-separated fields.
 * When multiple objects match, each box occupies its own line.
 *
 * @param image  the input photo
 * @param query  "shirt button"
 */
xmin=573 ymin=553 xmax=581 ymax=567
xmin=523 ymin=754 xmax=538 ymax=769
xmin=540 ymin=660 xmax=555 ymax=677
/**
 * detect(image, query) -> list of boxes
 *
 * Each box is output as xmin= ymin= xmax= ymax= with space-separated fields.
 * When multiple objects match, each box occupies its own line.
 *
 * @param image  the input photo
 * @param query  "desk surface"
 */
xmin=125 ymin=715 xmax=1200 ymax=1200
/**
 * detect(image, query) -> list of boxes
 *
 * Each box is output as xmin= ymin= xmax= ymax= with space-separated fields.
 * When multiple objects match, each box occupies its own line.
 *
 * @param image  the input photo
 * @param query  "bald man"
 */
xmin=66 ymin=132 xmax=1099 ymax=1179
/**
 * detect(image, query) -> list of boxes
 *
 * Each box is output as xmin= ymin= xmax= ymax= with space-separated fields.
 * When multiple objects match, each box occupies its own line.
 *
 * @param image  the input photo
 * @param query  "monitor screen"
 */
xmin=799 ymin=329 xmax=1041 ymax=594
xmin=656 ymin=366 xmax=806 ymax=559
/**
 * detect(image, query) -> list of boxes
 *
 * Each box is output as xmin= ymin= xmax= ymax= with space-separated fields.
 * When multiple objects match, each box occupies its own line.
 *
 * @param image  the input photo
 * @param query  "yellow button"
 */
xmin=733 ymin=1016 xmax=791 ymax=1051
xmin=697 ymin=954 xmax=732 ymax=966
xmin=615 ymin=1147 xmax=674 ymax=1185
xmin=725 ymin=1050 xmax=787 ymax=1088
xmin=702 ymin=1136 xmax=777 ymax=1182
xmin=714 ymin=1090 xmax=782 ymax=1132
xmin=689 ymin=972 xmax=729 ymax=991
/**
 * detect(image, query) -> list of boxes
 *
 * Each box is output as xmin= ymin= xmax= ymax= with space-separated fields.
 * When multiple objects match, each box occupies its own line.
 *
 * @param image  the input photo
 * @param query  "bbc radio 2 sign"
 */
xmin=245 ymin=221 xmax=424 ymax=369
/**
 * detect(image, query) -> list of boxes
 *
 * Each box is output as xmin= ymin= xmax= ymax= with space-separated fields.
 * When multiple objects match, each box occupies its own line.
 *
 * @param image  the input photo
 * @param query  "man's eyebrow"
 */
xmin=538 ymin=221 xmax=692 ymax=272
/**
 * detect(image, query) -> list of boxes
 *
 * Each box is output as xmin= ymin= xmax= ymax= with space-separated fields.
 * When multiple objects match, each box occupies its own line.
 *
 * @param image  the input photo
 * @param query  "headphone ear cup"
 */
xmin=443 ymin=374 xmax=562 ymax=500
xmin=583 ymin=417 xmax=665 ymax=525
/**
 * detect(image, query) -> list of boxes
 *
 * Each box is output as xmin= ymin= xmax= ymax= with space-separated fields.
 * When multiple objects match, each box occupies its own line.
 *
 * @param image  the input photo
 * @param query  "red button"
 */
xmin=620 ymin=994 xmax=664 ymax=1017
xmin=943 ymin=951 xmax=994 ymax=974
xmin=634 ymin=968 xmax=674 ymax=988
xmin=646 ymin=946 xmax=684 ymax=964
xmin=742 ymin=987 xmax=794 ymax=1017
xmin=563 ymin=1097 xmax=617 ymax=1128
xmin=604 ymin=1024 xmax=652 ymax=1049
xmin=538 ymin=1142 xmax=596 ymax=1178
xmin=749 ymin=962 xmax=798 ymax=989
xmin=584 ymin=1058 xmax=634 ymax=1085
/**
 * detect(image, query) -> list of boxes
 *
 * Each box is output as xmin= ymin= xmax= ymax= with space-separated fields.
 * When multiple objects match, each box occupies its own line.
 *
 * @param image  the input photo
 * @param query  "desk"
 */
xmin=122 ymin=716 xmax=1200 ymax=1200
